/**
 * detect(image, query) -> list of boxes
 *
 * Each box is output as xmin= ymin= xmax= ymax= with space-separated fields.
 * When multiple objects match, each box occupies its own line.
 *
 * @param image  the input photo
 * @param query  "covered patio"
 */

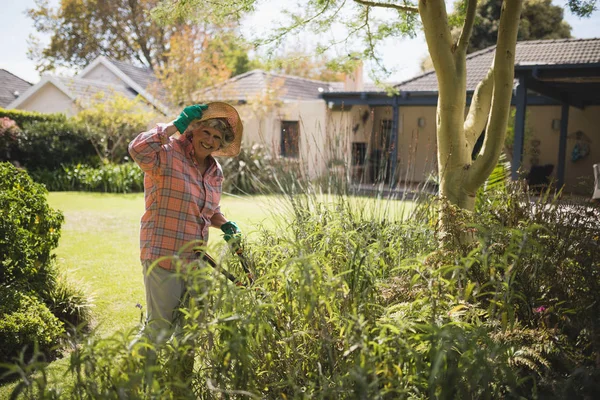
xmin=321 ymin=38 xmax=600 ymax=195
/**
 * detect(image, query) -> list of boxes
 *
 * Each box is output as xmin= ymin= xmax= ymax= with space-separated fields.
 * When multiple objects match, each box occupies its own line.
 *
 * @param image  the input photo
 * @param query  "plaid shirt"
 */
xmin=129 ymin=124 xmax=224 ymax=270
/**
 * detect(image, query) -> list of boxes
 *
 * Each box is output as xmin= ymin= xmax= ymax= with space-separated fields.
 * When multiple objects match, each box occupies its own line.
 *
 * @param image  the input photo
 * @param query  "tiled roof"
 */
xmin=54 ymin=76 xmax=138 ymax=105
xmin=197 ymin=70 xmax=383 ymax=102
xmin=396 ymin=38 xmax=600 ymax=92
xmin=0 ymin=69 xmax=32 ymax=108
xmin=107 ymin=58 xmax=170 ymax=106
xmin=108 ymin=59 xmax=158 ymax=92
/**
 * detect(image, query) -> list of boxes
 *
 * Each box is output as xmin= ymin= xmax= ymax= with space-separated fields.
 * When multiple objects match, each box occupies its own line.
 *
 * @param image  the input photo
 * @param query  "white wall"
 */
xmin=234 ymin=100 xmax=329 ymax=179
xmin=15 ymin=82 xmax=75 ymax=116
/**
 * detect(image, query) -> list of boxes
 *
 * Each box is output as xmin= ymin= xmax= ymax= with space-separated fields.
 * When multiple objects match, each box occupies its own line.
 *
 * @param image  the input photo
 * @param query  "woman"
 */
xmin=128 ymin=102 xmax=243 ymax=342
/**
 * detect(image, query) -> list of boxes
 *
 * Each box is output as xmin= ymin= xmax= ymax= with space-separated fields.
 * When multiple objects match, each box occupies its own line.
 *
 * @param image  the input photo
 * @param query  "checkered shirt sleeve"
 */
xmin=128 ymin=124 xmax=224 ymax=270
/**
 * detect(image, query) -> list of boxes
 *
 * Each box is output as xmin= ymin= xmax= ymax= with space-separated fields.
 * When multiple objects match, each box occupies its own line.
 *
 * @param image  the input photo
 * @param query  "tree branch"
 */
xmin=464 ymin=66 xmax=494 ymax=150
xmin=457 ymin=0 xmax=478 ymax=52
xmin=467 ymin=0 xmax=524 ymax=191
xmin=353 ymin=0 xmax=419 ymax=13
xmin=419 ymin=0 xmax=456 ymax=93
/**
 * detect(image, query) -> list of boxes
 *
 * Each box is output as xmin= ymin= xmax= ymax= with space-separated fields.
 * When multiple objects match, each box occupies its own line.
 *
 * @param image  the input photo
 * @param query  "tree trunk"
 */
xmin=419 ymin=0 xmax=523 ymax=213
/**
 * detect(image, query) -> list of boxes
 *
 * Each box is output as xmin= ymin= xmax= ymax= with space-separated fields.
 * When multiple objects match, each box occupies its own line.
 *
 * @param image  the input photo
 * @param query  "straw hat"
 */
xmin=197 ymin=102 xmax=243 ymax=157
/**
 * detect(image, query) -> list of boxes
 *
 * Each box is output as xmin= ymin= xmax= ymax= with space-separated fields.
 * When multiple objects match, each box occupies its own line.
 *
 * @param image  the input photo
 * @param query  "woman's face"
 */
xmin=189 ymin=124 xmax=223 ymax=160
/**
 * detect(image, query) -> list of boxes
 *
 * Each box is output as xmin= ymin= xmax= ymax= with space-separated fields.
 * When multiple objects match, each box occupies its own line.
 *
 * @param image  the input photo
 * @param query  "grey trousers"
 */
xmin=142 ymin=260 xmax=187 ymax=343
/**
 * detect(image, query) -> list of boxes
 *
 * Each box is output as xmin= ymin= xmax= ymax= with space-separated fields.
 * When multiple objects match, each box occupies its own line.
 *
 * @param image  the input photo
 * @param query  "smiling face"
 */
xmin=188 ymin=124 xmax=224 ymax=162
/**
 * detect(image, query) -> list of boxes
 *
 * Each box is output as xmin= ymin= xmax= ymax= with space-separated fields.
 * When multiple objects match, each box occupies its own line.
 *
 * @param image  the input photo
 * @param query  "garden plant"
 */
xmin=1 ymin=162 xmax=599 ymax=398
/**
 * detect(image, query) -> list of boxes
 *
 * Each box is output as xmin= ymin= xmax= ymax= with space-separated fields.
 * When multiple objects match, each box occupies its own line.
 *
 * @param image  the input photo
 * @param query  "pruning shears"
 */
xmin=194 ymin=244 xmax=282 ymax=334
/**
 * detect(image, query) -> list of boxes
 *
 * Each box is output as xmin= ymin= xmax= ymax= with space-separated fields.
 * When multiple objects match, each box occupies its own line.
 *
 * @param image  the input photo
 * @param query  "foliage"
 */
xmin=0 ymin=117 xmax=20 ymax=161
xmin=73 ymin=92 xmax=159 ymax=163
xmin=219 ymin=143 xmax=270 ymax=194
xmin=8 ymin=119 xmax=96 ymax=171
xmin=5 ymin=183 xmax=600 ymax=397
xmin=153 ymin=24 xmax=248 ymax=107
xmin=255 ymin=49 xmax=345 ymax=81
xmin=0 ymin=288 xmax=64 ymax=365
xmin=0 ymin=162 xmax=64 ymax=292
xmin=453 ymin=0 xmax=573 ymax=54
xmin=0 ymin=163 xmax=92 ymax=368
xmin=30 ymin=162 xmax=144 ymax=193
xmin=0 ymin=108 xmax=66 ymax=128
xmin=475 ymin=184 xmax=600 ymax=373
xmin=43 ymin=274 xmax=94 ymax=330
xmin=27 ymin=0 xmax=179 ymax=72
xmin=26 ymin=0 xmax=253 ymax=90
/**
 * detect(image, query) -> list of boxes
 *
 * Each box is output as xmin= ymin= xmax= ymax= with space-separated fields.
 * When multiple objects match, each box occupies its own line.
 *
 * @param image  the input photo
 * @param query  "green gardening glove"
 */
xmin=221 ymin=221 xmax=242 ymax=246
xmin=173 ymin=104 xmax=209 ymax=134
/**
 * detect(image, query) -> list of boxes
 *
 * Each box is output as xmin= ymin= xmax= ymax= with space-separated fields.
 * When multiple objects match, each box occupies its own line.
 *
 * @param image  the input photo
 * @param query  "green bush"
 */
xmin=474 ymin=184 xmax=600 ymax=374
xmin=12 ymin=120 xmax=97 ymax=171
xmin=0 ymin=288 xmax=64 ymax=364
xmin=0 ymin=109 xmax=96 ymax=171
xmin=0 ymin=162 xmax=92 ymax=368
xmin=30 ymin=162 xmax=144 ymax=193
xmin=0 ymin=108 xmax=65 ymax=128
xmin=3 ymin=185 xmax=599 ymax=398
xmin=0 ymin=162 xmax=63 ymax=291
xmin=219 ymin=143 xmax=277 ymax=194
xmin=43 ymin=274 xmax=93 ymax=330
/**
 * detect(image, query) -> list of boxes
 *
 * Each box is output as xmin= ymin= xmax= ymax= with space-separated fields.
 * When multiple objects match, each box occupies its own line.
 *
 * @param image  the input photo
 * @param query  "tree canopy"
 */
xmin=461 ymin=0 xmax=573 ymax=54
xmin=26 ymin=0 xmax=250 ymax=75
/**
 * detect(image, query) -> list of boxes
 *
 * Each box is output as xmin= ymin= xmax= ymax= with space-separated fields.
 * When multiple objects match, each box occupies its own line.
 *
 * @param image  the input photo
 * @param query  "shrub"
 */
xmin=0 ymin=288 xmax=64 ymax=364
xmin=14 ymin=120 xmax=97 ymax=171
xmin=0 ymin=108 xmax=65 ymax=128
xmin=0 ymin=117 xmax=20 ymax=162
xmin=219 ymin=143 xmax=277 ymax=195
xmin=43 ymin=274 xmax=94 ymax=330
xmin=0 ymin=162 xmax=63 ymax=292
xmin=30 ymin=162 xmax=144 ymax=193
xmin=0 ymin=163 xmax=92 ymax=368
xmin=73 ymin=92 xmax=159 ymax=163
xmin=3 ymin=184 xmax=599 ymax=398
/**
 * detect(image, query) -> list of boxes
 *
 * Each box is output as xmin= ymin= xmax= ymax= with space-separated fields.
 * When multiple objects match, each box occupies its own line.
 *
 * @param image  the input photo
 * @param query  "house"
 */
xmin=0 ymin=69 xmax=32 ymax=108
xmin=7 ymin=39 xmax=599 ymax=195
xmin=195 ymin=67 xmax=383 ymax=179
xmin=322 ymin=38 xmax=600 ymax=195
xmin=7 ymin=56 xmax=170 ymax=117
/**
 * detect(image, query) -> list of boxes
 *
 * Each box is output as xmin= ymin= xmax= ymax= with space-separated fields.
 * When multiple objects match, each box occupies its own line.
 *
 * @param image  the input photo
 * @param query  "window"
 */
xmin=379 ymin=119 xmax=393 ymax=148
xmin=351 ymin=142 xmax=367 ymax=166
xmin=281 ymin=121 xmax=299 ymax=158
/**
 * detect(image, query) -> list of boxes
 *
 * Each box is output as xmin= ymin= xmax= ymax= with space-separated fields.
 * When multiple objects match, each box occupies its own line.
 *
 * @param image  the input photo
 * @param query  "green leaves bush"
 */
xmin=0 ymin=162 xmax=63 ymax=291
xmin=30 ymin=162 xmax=144 ymax=193
xmin=0 ymin=288 xmax=64 ymax=363
xmin=3 ymin=182 xmax=599 ymax=398
xmin=0 ymin=162 xmax=92 ymax=367
xmin=0 ymin=112 xmax=97 ymax=171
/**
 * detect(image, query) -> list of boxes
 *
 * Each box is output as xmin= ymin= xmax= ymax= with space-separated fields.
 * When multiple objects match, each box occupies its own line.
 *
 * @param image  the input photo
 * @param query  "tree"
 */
xmin=152 ymin=24 xmax=250 ymax=107
xmin=73 ymin=92 xmax=159 ymax=163
xmin=420 ymin=0 xmax=573 ymax=70
xmin=151 ymin=0 xmax=596 ymax=216
xmin=463 ymin=0 xmax=573 ymax=53
xmin=27 ymin=0 xmax=172 ymax=72
xmin=256 ymin=50 xmax=345 ymax=81
xmin=26 ymin=0 xmax=251 ymax=75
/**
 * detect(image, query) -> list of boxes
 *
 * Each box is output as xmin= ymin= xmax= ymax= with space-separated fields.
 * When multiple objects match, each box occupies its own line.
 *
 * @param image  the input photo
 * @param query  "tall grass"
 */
xmin=6 ymin=176 xmax=598 ymax=398
xmin=3 ymin=114 xmax=599 ymax=398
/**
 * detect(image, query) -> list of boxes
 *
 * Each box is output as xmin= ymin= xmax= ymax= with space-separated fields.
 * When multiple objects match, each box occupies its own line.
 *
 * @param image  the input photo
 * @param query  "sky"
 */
xmin=1 ymin=0 xmax=599 ymax=85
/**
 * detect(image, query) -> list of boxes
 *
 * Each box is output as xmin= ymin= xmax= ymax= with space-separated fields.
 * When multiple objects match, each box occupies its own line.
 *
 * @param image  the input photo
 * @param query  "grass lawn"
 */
xmin=46 ymin=191 xmax=282 ymax=337
xmin=0 ymin=190 xmax=414 ymax=397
